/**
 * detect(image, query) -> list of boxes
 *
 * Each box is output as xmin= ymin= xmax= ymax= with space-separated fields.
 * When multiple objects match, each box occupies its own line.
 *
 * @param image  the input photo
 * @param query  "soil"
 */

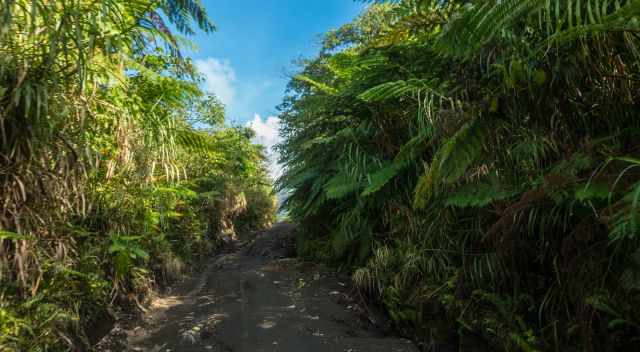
xmin=95 ymin=223 xmax=418 ymax=352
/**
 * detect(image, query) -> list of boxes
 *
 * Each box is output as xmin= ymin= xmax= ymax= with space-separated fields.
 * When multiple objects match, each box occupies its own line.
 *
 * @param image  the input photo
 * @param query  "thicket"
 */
xmin=277 ymin=0 xmax=640 ymax=350
xmin=0 ymin=1 xmax=275 ymax=350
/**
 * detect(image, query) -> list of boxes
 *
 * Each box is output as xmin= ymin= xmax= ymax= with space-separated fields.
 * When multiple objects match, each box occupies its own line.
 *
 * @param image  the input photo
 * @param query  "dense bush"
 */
xmin=0 ymin=1 xmax=274 ymax=350
xmin=277 ymin=1 xmax=640 ymax=350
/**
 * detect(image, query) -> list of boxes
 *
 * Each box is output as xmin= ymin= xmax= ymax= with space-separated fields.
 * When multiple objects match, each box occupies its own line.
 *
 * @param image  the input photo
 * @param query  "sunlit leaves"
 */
xmin=0 ymin=1 xmax=277 ymax=349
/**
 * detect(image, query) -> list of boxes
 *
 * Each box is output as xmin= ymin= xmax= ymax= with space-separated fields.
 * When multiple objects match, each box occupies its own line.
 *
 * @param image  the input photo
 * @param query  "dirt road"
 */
xmin=99 ymin=223 xmax=417 ymax=352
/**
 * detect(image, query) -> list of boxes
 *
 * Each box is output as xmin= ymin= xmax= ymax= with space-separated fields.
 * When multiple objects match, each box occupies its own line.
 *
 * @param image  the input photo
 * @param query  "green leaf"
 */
xmin=325 ymin=172 xmax=361 ymax=199
xmin=362 ymin=164 xmax=401 ymax=197
xmin=438 ymin=118 xmax=487 ymax=183
xmin=393 ymin=133 xmax=430 ymax=166
xmin=414 ymin=117 xmax=487 ymax=209
xmin=445 ymin=179 xmax=519 ymax=208
xmin=108 ymin=242 xmax=126 ymax=254
xmin=119 ymin=235 xmax=143 ymax=242
xmin=575 ymin=182 xmax=610 ymax=201
xmin=294 ymin=75 xmax=339 ymax=95
xmin=358 ymin=79 xmax=441 ymax=102
xmin=0 ymin=231 xmax=32 ymax=241
xmin=131 ymin=248 xmax=150 ymax=260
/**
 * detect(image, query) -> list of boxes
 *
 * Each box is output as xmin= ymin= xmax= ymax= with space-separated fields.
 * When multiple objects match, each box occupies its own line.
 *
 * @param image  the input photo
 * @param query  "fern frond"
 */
xmin=325 ymin=172 xmax=362 ymax=199
xmin=331 ymin=202 xmax=372 ymax=260
xmin=294 ymin=75 xmax=339 ymax=95
xmin=445 ymin=179 xmax=519 ymax=208
xmin=437 ymin=0 xmax=640 ymax=59
xmin=176 ymin=128 xmax=214 ymax=151
xmin=361 ymin=132 xmax=431 ymax=198
xmin=361 ymin=134 xmax=427 ymax=197
xmin=300 ymin=175 xmax=330 ymax=218
xmin=414 ymin=117 xmax=487 ymax=209
xmin=575 ymin=181 xmax=610 ymax=202
xmin=362 ymin=164 xmax=401 ymax=197
xmin=610 ymin=180 xmax=640 ymax=242
xmin=394 ymin=132 xmax=431 ymax=166
xmin=437 ymin=0 xmax=541 ymax=58
xmin=438 ymin=117 xmax=487 ymax=183
xmin=300 ymin=135 xmax=339 ymax=151
xmin=413 ymin=160 xmax=439 ymax=210
xmin=545 ymin=0 xmax=640 ymax=45
xmin=275 ymin=167 xmax=319 ymax=191
xmin=358 ymin=78 xmax=441 ymax=102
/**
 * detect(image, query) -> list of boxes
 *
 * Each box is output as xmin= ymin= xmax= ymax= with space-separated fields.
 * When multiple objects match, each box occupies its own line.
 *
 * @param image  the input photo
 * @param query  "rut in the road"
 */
xmin=100 ymin=223 xmax=417 ymax=352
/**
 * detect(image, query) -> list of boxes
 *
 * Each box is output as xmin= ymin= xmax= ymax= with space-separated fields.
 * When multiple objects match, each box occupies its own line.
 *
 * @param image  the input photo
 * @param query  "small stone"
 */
xmin=258 ymin=320 xmax=277 ymax=329
xmin=181 ymin=331 xmax=197 ymax=345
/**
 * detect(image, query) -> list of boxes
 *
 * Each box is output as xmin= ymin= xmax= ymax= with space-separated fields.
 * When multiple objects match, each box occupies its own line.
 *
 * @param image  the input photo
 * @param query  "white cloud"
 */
xmin=247 ymin=114 xmax=282 ymax=180
xmin=195 ymin=58 xmax=236 ymax=106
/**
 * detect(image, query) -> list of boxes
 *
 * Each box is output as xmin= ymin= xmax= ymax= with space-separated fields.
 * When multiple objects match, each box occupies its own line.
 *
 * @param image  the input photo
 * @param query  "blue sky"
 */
xmin=186 ymin=0 xmax=365 ymax=178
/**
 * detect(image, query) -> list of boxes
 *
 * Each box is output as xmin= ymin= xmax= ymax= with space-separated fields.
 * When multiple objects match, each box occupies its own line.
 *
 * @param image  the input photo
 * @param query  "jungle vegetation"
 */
xmin=277 ymin=0 xmax=640 ymax=350
xmin=0 ymin=0 xmax=275 ymax=350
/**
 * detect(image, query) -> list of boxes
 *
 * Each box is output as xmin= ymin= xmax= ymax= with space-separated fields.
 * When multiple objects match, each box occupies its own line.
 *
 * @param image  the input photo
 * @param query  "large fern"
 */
xmin=361 ymin=163 xmax=401 ymax=197
xmin=294 ymin=75 xmax=339 ymax=96
xmin=361 ymin=132 xmax=430 ymax=197
xmin=437 ymin=0 xmax=640 ymax=59
xmin=358 ymin=78 xmax=443 ymax=102
xmin=414 ymin=116 xmax=488 ymax=209
xmin=609 ymin=157 xmax=640 ymax=242
xmin=445 ymin=178 xmax=520 ymax=208
xmin=325 ymin=172 xmax=362 ymax=199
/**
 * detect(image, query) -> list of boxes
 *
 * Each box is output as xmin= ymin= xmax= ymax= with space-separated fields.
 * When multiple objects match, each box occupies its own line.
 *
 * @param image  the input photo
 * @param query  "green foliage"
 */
xmin=294 ymin=75 xmax=339 ymax=96
xmin=358 ymin=79 xmax=443 ymax=102
xmin=414 ymin=117 xmax=488 ymax=209
xmin=278 ymin=0 xmax=640 ymax=350
xmin=438 ymin=0 xmax=640 ymax=59
xmin=108 ymin=235 xmax=150 ymax=280
xmin=361 ymin=164 xmax=401 ymax=197
xmin=0 ymin=1 xmax=275 ymax=350
xmin=445 ymin=178 xmax=519 ymax=208
xmin=325 ymin=172 xmax=362 ymax=200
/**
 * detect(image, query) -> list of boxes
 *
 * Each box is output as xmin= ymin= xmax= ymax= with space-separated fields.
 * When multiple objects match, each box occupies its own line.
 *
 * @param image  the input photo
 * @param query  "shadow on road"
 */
xmin=98 ymin=223 xmax=417 ymax=352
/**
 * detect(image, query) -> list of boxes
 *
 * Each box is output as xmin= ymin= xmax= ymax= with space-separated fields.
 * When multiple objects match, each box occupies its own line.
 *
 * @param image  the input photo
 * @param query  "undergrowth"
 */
xmin=0 ymin=1 xmax=275 ymax=350
xmin=278 ymin=1 xmax=640 ymax=350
